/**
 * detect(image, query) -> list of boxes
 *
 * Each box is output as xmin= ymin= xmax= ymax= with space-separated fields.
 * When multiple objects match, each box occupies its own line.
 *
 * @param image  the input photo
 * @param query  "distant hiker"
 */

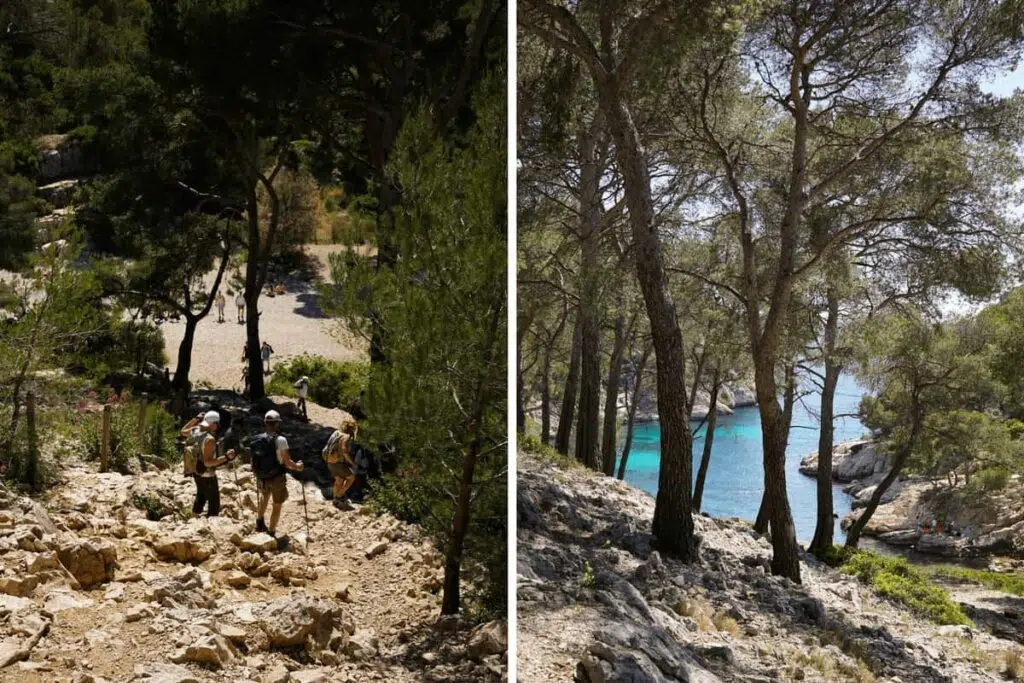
xmin=180 ymin=410 xmax=236 ymax=518
xmin=215 ymin=291 xmax=226 ymax=322
xmin=251 ymin=410 xmax=304 ymax=536
xmin=241 ymin=365 xmax=250 ymax=397
xmin=261 ymin=341 xmax=275 ymax=375
xmin=162 ymin=367 xmax=171 ymax=391
xmin=323 ymin=420 xmax=358 ymax=510
xmin=294 ymin=376 xmax=309 ymax=419
xmin=235 ymin=293 xmax=246 ymax=323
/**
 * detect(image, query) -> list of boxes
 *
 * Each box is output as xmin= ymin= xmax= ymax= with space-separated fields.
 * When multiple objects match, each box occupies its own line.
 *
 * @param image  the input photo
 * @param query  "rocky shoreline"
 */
xmin=799 ymin=440 xmax=1024 ymax=559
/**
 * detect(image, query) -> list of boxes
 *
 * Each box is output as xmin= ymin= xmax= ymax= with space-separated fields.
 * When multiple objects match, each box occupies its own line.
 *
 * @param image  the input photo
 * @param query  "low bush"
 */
xmin=927 ymin=565 xmax=1024 ymax=597
xmin=267 ymin=355 xmax=369 ymax=414
xmin=81 ymin=394 xmax=178 ymax=473
xmin=839 ymin=548 xmax=972 ymax=626
xmin=974 ymin=467 xmax=1011 ymax=492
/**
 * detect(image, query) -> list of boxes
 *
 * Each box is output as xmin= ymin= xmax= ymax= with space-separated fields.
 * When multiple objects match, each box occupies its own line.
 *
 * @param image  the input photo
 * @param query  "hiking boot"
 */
xmin=333 ymin=498 xmax=354 ymax=512
xmin=255 ymin=518 xmax=267 ymax=533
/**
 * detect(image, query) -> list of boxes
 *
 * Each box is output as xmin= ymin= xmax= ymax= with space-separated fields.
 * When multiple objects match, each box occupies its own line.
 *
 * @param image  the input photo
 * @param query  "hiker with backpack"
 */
xmin=323 ymin=419 xmax=358 ymax=511
xmin=261 ymin=341 xmax=275 ymax=375
xmin=180 ymin=410 xmax=237 ymax=518
xmin=235 ymin=292 xmax=246 ymax=323
xmin=250 ymin=410 xmax=304 ymax=536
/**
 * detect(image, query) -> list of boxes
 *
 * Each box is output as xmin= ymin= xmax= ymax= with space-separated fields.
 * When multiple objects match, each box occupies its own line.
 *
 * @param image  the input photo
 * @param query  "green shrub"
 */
xmin=974 ymin=467 xmax=1011 ymax=492
xmin=928 ymin=566 xmax=1024 ymax=597
xmin=839 ymin=549 xmax=972 ymax=625
xmin=267 ymin=355 xmax=369 ymax=413
xmin=81 ymin=396 xmax=177 ymax=473
xmin=131 ymin=492 xmax=167 ymax=521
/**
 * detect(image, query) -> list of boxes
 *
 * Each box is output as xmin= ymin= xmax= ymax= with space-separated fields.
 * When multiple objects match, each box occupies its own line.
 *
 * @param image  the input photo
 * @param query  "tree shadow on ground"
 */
xmin=292 ymin=291 xmax=327 ymax=318
xmin=377 ymin=618 xmax=503 ymax=683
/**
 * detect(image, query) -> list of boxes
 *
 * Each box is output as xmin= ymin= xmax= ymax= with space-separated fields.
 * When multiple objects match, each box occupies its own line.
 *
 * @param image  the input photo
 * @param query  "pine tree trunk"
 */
xmin=810 ymin=293 xmax=841 ymax=558
xmin=575 ymin=122 xmax=602 ymax=470
xmin=555 ymin=318 xmax=582 ymax=456
xmin=540 ymin=350 xmax=553 ymax=446
xmin=598 ymin=81 xmax=694 ymax=561
xmin=601 ymin=314 xmax=627 ymax=476
xmin=846 ymin=394 xmax=921 ymax=548
xmin=756 ymin=360 xmax=801 ymax=581
xmin=441 ymin=300 xmax=501 ymax=615
xmin=172 ymin=316 xmax=199 ymax=393
xmin=692 ymin=373 xmax=720 ymax=512
xmin=617 ymin=344 xmax=650 ymax=480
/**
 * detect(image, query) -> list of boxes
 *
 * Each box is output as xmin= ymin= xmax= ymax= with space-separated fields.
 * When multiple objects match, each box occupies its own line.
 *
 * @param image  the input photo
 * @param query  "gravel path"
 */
xmin=160 ymin=245 xmax=368 ymax=390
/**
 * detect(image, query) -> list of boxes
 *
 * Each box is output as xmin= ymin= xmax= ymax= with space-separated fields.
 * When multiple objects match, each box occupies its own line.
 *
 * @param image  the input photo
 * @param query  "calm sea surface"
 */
xmin=618 ymin=374 xmax=868 ymax=541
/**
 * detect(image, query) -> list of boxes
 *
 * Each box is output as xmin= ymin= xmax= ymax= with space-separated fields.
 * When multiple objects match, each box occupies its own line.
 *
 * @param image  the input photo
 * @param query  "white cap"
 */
xmin=199 ymin=411 xmax=220 ymax=428
xmin=264 ymin=410 xmax=281 ymax=422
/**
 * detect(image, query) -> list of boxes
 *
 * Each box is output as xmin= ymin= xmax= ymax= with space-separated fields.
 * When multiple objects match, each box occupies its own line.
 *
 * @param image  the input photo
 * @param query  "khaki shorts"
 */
xmin=328 ymin=460 xmax=353 ymax=480
xmin=258 ymin=474 xmax=289 ymax=504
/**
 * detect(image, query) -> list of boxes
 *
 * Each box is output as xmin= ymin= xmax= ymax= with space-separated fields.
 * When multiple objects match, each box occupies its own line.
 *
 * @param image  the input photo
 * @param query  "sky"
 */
xmin=982 ymin=63 xmax=1024 ymax=97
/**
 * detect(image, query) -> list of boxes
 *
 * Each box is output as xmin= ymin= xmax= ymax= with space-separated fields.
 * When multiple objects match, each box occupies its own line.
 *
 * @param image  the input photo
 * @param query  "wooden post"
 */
xmin=101 ymin=405 xmax=111 ymax=473
xmin=25 ymin=392 xmax=38 ymax=490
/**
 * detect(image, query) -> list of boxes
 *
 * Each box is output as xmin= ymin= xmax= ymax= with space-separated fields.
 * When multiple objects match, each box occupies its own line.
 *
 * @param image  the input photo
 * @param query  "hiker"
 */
xmin=294 ymin=376 xmax=309 ymax=420
xmin=235 ymin=292 xmax=246 ymax=323
xmin=180 ymin=410 xmax=237 ymax=518
xmin=261 ymin=341 xmax=275 ymax=375
xmin=215 ymin=291 xmax=226 ymax=322
xmin=323 ymin=420 xmax=358 ymax=510
xmin=241 ymin=365 xmax=250 ymax=397
xmin=250 ymin=410 xmax=304 ymax=536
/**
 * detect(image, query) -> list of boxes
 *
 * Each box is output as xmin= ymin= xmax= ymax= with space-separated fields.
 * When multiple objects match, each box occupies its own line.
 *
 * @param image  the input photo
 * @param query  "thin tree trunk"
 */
xmin=846 ymin=393 xmax=921 ymax=548
xmin=692 ymin=371 xmax=720 ymax=512
xmin=555 ymin=317 xmax=582 ymax=456
xmin=172 ymin=317 xmax=199 ymax=393
xmin=598 ymin=80 xmax=695 ymax=561
xmin=755 ymin=359 xmax=801 ymax=579
xmin=575 ymin=121 xmax=602 ymax=470
xmin=617 ymin=343 xmax=650 ymax=480
xmin=541 ymin=302 xmax=569 ymax=446
xmin=810 ymin=291 xmax=841 ymax=558
xmin=245 ymin=182 xmax=266 ymax=400
xmin=601 ymin=314 xmax=628 ymax=476
xmin=441 ymin=299 xmax=502 ymax=615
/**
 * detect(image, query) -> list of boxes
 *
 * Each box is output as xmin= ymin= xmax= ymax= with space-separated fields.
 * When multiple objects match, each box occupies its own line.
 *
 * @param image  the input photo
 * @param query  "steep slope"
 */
xmin=517 ymin=452 xmax=1023 ymax=683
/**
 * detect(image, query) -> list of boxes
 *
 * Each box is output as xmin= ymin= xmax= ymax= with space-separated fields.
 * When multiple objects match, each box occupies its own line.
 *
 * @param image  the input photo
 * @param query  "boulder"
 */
xmin=152 ymin=532 xmax=213 ymax=564
xmin=877 ymin=529 xmax=921 ymax=546
xmin=0 ymin=575 xmax=39 ymax=597
xmin=344 ymin=628 xmax=379 ymax=660
xmin=37 ymin=179 xmax=79 ymax=209
xmin=467 ymin=620 xmax=506 ymax=660
xmin=365 ymin=541 xmax=388 ymax=559
xmin=57 ymin=538 xmax=117 ymax=588
xmin=259 ymin=594 xmax=338 ymax=650
xmin=171 ymin=633 xmax=238 ymax=669
xmin=239 ymin=533 xmax=278 ymax=553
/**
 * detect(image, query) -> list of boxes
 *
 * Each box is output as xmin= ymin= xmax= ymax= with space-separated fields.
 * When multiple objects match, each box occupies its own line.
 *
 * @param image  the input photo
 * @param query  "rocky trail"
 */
xmin=0 ymin=400 xmax=506 ymax=683
xmin=518 ymin=452 xmax=1024 ymax=683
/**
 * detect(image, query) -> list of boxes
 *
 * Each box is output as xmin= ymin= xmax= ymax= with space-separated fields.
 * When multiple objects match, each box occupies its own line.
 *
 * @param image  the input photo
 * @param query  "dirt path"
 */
xmin=0 ymin=399 xmax=505 ymax=682
xmin=160 ymin=245 xmax=368 ymax=391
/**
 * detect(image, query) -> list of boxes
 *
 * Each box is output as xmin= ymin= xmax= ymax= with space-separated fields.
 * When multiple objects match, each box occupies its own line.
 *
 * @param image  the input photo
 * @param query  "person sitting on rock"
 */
xmin=180 ymin=410 xmax=236 ymax=518
xmin=251 ymin=410 xmax=304 ymax=536
xmin=323 ymin=419 xmax=358 ymax=511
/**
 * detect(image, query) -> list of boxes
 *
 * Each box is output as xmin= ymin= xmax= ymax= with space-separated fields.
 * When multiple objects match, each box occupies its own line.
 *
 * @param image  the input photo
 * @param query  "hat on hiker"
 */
xmin=264 ymin=410 xmax=282 ymax=423
xmin=200 ymin=411 xmax=220 ymax=428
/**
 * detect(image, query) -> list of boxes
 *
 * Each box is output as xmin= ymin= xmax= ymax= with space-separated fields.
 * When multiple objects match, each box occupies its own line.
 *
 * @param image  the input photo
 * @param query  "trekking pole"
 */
xmin=299 ymin=477 xmax=310 ymax=550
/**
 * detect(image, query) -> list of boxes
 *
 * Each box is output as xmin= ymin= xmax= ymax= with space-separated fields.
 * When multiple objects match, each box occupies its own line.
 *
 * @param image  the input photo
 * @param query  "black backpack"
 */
xmin=250 ymin=432 xmax=285 ymax=480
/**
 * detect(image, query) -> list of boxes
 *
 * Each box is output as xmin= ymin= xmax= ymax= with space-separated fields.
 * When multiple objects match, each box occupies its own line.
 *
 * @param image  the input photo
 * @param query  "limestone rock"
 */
xmin=262 ymin=665 xmax=291 ymax=683
xmin=344 ymin=628 xmax=379 ymax=660
xmin=239 ymin=533 xmax=278 ymax=553
xmin=57 ymin=538 xmax=117 ymax=589
xmin=133 ymin=662 xmax=202 ymax=683
xmin=365 ymin=541 xmax=388 ymax=559
xmin=171 ymin=632 xmax=238 ymax=669
xmin=467 ymin=620 xmax=507 ymax=660
xmin=259 ymin=594 xmax=338 ymax=650
xmin=225 ymin=571 xmax=251 ymax=588
xmin=153 ymin=532 xmax=214 ymax=564
xmin=0 ymin=575 xmax=39 ymax=597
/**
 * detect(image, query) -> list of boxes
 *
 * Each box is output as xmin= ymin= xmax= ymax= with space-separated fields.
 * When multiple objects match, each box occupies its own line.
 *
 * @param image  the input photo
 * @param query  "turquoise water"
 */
xmin=619 ymin=374 xmax=868 ymax=542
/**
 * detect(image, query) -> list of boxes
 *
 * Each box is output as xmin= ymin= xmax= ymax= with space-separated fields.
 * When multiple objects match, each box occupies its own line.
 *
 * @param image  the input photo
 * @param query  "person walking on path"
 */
xmin=215 ymin=291 xmax=226 ymax=323
xmin=261 ymin=341 xmax=275 ymax=375
xmin=294 ymin=376 xmax=309 ymax=420
xmin=180 ymin=410 xmax=236 ymax=518
xmin=235 ymin=292 xmax=246 ymax=323
xmin=323 ymin=419 xmax=358 ymax=511
xmin=251 ymin=410 xmax=304 ymax=536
